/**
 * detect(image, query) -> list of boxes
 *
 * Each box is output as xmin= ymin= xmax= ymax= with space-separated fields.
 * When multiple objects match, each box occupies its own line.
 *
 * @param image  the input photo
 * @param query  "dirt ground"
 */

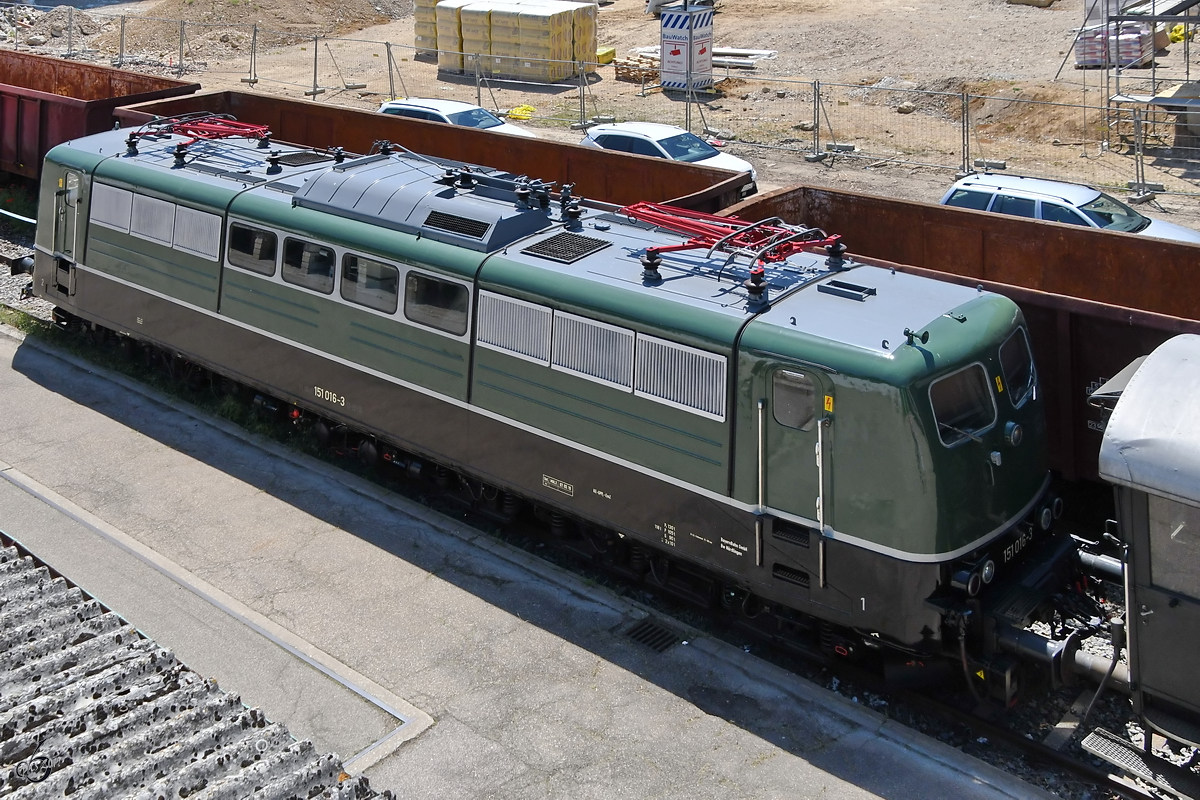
xmin=30 ymin=0 xmax=1200 ymax=228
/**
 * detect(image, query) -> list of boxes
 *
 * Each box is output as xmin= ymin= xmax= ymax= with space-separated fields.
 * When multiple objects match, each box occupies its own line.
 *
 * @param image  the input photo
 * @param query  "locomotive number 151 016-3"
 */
xmin=314 ymin=386 xmax=346 ymax=407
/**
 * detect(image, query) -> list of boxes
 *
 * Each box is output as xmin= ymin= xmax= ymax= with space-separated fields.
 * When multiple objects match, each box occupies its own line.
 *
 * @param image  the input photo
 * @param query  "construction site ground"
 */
xmin=51 ymin=0 xmax=1198 ymax=230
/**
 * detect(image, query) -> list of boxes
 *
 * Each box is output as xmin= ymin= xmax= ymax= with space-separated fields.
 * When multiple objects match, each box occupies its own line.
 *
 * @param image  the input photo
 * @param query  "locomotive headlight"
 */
xmin=1004 ymin=421 xmax=1023 ymax=447
xmin=1052 ymin=496 xmax=1064 ymax=519
xmin=980 ymin=559 xmax=996 ymax=584
xmin=1038 ymin=505 xmax=1053 ymax=531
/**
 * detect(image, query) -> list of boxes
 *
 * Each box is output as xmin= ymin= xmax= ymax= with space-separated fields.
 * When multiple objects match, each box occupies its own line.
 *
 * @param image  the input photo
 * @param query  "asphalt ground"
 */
xmin=0 ymin=323 xmax=1057 ymax=800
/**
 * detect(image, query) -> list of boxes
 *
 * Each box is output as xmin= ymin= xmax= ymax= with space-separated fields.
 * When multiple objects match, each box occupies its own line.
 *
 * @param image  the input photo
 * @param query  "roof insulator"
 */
xmin=515 ymin=186 xmax=532 ymax=209
xmin=456 ymin=170 xmax=476 ymax=189
xmin=266 ymin=150 xmax=282 ymax=175
xmin=438 ymin=168 xmax=457 ymax=185
xmin=257 ymin=134 xmax=272 ymax=149
xmin=565 ymin=203 xmax=583 ymax=229
xmin=172 ymin=142 xmax=188 ymax=168
xmin=825 ymin=241 xmax=848 ymax=270
xmin=641 ymin=251 xmax=663 ymax=284
xmin=743 ymin=265 xmax=769 ymax=306
xmin=332 ymin=146 xmax=346 ymax=163
xmin=125 ymin=133 xmax=139 ymax=157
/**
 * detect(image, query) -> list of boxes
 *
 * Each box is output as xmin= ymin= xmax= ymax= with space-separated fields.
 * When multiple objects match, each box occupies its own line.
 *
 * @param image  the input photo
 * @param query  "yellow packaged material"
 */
xmin=414 ymin=32 xmax=437 ymax=52
xmin=595 ymin=46 xmax=615 ymax=64
xmin=435 ymin=0 xmax=476 ymax=40
xmin=438 ymin=47 xmax=465 ymax=72
xmin=460 ymin=3 xmax=493 ymax=40
xmin=463 ymin=37 xmax=491 ymax=55
xmin=414 ymin=21 xmax=437 ymax=38
xmin=518 ymin=6 xmax=571 ymax=34
xmin=415 ymin=6 xmax=437 ymax=22
xmin=488 ymin=4 xmax=525 ymax=44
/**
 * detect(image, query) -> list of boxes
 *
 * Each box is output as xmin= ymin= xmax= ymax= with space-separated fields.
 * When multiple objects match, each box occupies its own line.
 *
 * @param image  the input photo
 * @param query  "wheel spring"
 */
xmin=434 ymin=465 xmax=453 ymax=488
xmin=501 ymin=492 xmax=521 ymax=518
xmin=629 ymin=545 xmax=648 ymax=575
xmin=820 ymin=621 xmax=835 ymax=651
xmin=550 ymin=509 xmax=567 ymax=538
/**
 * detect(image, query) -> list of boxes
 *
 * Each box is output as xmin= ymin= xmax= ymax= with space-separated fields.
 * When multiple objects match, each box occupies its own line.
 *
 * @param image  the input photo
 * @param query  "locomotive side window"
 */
xmin=341 ymin=254 xmax=399 ymax=314
xmin=227 ymin=224 xmax=277 ymax=276
xmin=999 ymin=327 xmax=1035 ymax=407
xmin=929 ymin=364 xmax=996 ymax=446
xmin=773 ymin=370 xmax=815 ymax=430
xmin=405 ymin=272 xmax=468 ymax=335
xmin=1148 ymin=495 xmax=1200 ymax=597
xmin=282 ymin=237 xmax=335 ymax=294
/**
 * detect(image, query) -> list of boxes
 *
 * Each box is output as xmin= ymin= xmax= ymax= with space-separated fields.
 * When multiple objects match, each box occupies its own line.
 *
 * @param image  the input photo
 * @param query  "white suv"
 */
xmin=939 ymin=174 xmax=1200 ymax=244
xmin=580 ymin=122 xmax=756 ymax=195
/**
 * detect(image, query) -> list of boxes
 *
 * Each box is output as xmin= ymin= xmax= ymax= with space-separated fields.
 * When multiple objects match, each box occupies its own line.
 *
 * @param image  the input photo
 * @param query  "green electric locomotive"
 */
xmin=25 ymin=117 xmax=1078 ymax=698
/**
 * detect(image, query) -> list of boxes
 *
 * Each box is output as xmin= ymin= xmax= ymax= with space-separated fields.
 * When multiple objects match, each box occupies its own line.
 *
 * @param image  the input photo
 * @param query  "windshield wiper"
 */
xmin=939 ymin=422 xmax=984 ymax=444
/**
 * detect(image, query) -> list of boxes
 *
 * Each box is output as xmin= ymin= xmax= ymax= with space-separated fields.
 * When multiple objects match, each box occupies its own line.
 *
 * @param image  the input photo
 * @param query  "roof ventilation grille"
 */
xmin=424 ymin=210 xmax=490 ymax=239
xmin=277 ymin=151 xmax=332 ymax=167
xmin=522 ymin=232 xmax=611 ymax=264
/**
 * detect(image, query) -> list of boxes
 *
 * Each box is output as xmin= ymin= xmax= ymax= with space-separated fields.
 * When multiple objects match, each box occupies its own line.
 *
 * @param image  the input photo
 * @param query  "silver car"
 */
xmin=939 ymin=174 xmax=1200 ymax=244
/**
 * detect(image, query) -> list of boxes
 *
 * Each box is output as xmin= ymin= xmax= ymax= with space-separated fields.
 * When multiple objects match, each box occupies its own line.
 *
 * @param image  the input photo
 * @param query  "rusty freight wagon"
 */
xmin=0 ymin=50 xmax=199 ymax=179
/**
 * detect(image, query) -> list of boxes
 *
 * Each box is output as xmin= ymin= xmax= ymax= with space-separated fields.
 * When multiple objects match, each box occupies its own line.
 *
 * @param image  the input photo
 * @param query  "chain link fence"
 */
xmin=2 ymin=1 xmax=1198 ymax=195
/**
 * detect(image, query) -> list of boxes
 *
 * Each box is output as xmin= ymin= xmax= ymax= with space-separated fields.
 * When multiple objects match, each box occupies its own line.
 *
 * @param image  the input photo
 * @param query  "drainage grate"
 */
xmin=522 ymin=232 xmax=611 ymax=264
xmin=424 ymin=210 xmax=490 ymax=239
xmin=625 ymin=618 xmax=679 ymax=653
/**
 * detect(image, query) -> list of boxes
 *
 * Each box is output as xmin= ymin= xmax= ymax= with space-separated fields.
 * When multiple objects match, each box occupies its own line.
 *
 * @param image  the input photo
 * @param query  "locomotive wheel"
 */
xmin=313 ymin=420 xmax=331 ymax=448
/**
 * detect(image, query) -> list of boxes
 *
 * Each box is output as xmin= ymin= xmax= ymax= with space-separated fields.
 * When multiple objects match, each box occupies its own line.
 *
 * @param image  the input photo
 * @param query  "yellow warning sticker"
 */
xmin=824 ymin=395 xmax=834 ymax=413
xmin=994 ymin=375 xmax=1004 ymax=393
xmin=976 ymin=669 xmax=986 ymax=680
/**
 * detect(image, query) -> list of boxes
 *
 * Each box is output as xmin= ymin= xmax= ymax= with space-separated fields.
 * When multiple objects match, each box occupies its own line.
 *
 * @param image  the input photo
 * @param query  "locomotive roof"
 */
xmin=62 ymin=126 xmax=996 ymax=361
xmin=1100 ymin=334 xmax=1200 ymax=507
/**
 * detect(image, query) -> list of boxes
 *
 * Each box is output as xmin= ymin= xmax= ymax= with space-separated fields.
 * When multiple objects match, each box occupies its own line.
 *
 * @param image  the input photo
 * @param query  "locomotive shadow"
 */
xmin=10 ymin=340 xmax=957 ymax=799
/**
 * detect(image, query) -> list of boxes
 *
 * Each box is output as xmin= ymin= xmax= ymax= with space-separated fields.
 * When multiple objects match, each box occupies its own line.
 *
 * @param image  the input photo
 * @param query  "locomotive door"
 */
xmin=1131 ymin=493 xmax=1200 ymax=718
xmin=760 ymin=365 xmax=832 ymax=528
xmin=52 ymin=171 xmax=80 ymax=296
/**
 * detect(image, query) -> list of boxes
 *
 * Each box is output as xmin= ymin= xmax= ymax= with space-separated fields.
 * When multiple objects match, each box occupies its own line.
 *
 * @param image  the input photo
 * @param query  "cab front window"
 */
xmin=999 ymin=327 xmax=1036 ymax=407
xmin=930 ymin=364 xmax=997 ymax=446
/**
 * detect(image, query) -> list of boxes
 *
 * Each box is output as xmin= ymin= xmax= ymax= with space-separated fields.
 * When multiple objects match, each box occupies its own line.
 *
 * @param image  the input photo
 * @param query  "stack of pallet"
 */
xmin=416 ymin=0 xmax=598 ymax=82
xmin=1075 ymin=21 xmax=1155 ymax=68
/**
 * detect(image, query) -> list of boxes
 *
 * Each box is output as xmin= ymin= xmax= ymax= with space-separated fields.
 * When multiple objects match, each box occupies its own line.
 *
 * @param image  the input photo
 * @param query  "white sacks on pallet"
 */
xmin=1074 ymin=21 xmax=1154 ymax=68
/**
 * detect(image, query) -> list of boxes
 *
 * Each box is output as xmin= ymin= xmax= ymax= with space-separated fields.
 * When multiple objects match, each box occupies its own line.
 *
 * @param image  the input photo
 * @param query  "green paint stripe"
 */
xmin=224 ymin=293 xmax=319 ymax=329
xmin=477 ymin=380 xmax=723 ymax=467
xmin=348 ymin=336 xmax=463 ymax=378
xmin=349 ymin=320 xmax=464 ymax=362
xmin=225 ymin=279 xmax=320 ymax=315
xmin=476 ymin=363 xmax=723 ymax=448
xmin=92 ymin=236 xmax=215 ymax=283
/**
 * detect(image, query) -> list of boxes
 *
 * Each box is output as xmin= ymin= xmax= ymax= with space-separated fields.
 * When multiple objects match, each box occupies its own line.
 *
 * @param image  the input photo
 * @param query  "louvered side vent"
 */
xmin=172 ymin=206 xmax=222 ymax=260
xmin=772 ymin=564 xmax=810 ymax=588
xmin=476 ymin=290 xmax=552 ymax=364
xmin=773 ymin=523 xmax=811 ymax=548
xmin=634 ymin=335 xmax=727 ymax=420
xmin=90 ymin=183 xmax=133 ymax=233
xmin=130 ymin=194 xmax=176 ymax=246
xmin=522 ymin=232 xmax=611 ymax=264
xmin=551 ymin=312 xmax=634 ymax=389
xmin=424 ymin=210 xmax=490 ymax=239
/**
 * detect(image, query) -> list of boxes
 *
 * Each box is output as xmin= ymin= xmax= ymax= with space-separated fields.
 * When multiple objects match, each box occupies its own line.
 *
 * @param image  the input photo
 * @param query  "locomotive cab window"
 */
xmin=228 ymin=224 xmax=278 ymax=276
xmin=405 ymin=272 xmax=468 ymax=335
xmin=773 ymin=370 xmax=816 ymax=430
xmin=341 ymin=254 xmax=399 ymax=314
xmin=282 ymin=238 xmax=335 ymax=294
xmin=929 ymin=364 xmax=996 ymax=446
xmin=999 ymin=327 xmax=1036 ymax=407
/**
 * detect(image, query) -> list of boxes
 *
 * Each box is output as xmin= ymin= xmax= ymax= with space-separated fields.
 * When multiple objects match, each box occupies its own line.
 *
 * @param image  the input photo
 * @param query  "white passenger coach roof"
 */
xmin=1099 ymin=334 xmax=1200 ymax=506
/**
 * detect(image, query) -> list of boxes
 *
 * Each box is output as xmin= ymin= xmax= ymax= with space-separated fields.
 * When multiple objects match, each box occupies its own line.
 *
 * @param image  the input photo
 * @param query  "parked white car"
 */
xmin=579 ymin=122 xmax=756 ymax=194
xmin=939 ymin=174 xmax=1200 ymax=244
xmin=377 ymin=98 xmax=539 ymax=139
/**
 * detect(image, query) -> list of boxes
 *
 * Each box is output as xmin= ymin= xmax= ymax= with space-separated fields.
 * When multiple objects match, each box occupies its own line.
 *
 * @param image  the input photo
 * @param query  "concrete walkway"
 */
xmin=0 ymin=325 xmax=1054 ymax=800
